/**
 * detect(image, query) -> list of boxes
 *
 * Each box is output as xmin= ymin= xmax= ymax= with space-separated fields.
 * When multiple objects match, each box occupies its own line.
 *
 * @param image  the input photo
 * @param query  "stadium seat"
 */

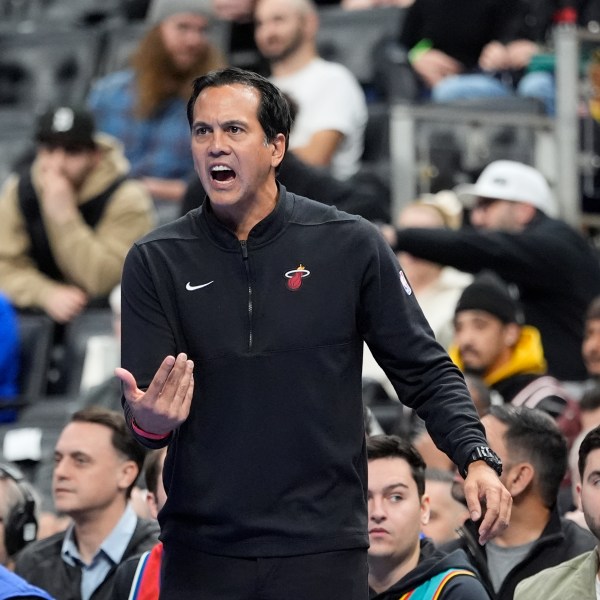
xmin=57 ymin=308 xmax=115 ymax=397
xmin=0 ymin=26 xmax=104 ymax=112
xmin=16 ymin=313 xmax=55 ymax=403
xmin=316 ymin=5 xmax=406 ymax=100
xmin=0 ymin=108 xmax=34 ymax=186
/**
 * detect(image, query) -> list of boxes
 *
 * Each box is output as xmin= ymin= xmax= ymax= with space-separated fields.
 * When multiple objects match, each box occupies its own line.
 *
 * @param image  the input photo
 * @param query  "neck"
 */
xmin=72 ymin=498 xmax=129 ymax=564
xmin=213 ymin=181 xmax=279 ymax=240
xmin=368 ymin=544 xmax=420 ymax=594
xmin=491 ymin=498 xmax=550 ymax=547
xmin=484 ymin=348 xmax=514 ymax=379
xmin=270 ymin=45 xmax=317 ymax=77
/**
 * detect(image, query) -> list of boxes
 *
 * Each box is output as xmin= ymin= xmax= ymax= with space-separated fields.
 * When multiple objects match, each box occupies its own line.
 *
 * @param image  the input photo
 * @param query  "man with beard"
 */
xmin=253 ymin=0 xmax=367 ymax=180
xmin=445 ymin=406 xmax=595 ymax=600
xmin=382 ymin=160 xmax=600 ymax=383
xmin=514 ymin=424 xmax=600 ymax=600
xmin=0 ymin=106 xmax=155 ymax=324
xmin=88 ymin=0 xmax=226 ymax=217
xmin=449 ymin=272 xmax=581 ymax=446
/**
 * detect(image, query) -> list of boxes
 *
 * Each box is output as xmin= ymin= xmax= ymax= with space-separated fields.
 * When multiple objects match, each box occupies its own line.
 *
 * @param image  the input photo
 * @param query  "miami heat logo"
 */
xmin=285 ymin=264 xmax=310 ymax=291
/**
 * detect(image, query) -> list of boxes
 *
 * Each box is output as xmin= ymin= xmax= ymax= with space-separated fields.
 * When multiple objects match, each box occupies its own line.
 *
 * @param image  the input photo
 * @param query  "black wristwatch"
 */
xmin=461 ymin=445 xmax=503 ymax=478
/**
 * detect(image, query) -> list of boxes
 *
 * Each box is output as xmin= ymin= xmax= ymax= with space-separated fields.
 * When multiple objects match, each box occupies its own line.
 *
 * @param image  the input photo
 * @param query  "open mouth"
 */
xmin=211 ymin=165 xmax=236 ymax=183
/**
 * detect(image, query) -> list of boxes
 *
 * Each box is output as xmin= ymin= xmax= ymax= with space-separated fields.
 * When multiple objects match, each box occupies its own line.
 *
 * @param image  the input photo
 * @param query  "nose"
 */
xmin=208 ymin=130 xmax=230 ymax=156
xmin=368 ymin=496 xmax=386 ymax=523
xmin=53 ymin=457 xmax=69 ymax=480
xmin=185 ymin=28 xmax=206 ymax=48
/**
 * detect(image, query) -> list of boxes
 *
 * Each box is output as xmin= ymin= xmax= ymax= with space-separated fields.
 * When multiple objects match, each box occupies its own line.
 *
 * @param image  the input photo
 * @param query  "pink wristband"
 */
xmin=132 ymin=419 xmax=170 ymax=440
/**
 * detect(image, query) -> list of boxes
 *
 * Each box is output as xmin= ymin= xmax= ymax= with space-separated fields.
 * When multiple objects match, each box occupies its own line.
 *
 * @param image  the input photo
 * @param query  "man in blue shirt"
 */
xmin=14 ymin=407 xmax=159 ymax=600
xmin=88 ymin=0 xmax=226 ymax=218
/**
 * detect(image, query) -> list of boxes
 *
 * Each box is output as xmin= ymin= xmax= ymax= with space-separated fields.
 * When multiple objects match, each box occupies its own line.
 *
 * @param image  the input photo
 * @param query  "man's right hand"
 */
xmin=116 ymin=353 xmax=195 ymax=437
xmin=41 ymin=285 xmax=88 ymax=323
xmin=412 ymin=49 xmax=462 ymax=88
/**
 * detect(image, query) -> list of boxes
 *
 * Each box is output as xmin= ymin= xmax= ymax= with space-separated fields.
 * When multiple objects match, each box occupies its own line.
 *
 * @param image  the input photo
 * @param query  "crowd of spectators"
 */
xmin=2 ymin=0 xmax=600 ymax=598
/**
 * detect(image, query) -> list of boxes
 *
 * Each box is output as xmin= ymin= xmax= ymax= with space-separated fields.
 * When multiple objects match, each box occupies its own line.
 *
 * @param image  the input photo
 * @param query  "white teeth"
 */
xmin=211 ymin=165 xmax=231 ymax=171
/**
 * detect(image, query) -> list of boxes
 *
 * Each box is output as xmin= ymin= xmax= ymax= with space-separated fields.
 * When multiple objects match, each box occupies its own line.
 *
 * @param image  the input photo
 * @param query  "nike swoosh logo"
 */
xmin=186 ymin=281 xmax=214 ymax=291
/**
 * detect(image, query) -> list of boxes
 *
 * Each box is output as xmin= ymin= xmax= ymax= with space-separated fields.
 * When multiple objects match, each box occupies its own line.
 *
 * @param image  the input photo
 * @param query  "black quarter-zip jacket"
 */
xmin=121 ymin=185 xmax=487 ymax=558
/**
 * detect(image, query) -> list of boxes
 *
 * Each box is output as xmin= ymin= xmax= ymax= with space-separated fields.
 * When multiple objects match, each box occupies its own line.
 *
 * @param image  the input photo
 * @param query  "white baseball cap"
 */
xmin=456 ymin=160 xmax=555 ymax=215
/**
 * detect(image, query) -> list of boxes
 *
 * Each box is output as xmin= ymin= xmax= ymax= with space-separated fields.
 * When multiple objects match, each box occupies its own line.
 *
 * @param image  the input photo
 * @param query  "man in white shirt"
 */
xmin=254 ymin=0 xmax=368 ymax=180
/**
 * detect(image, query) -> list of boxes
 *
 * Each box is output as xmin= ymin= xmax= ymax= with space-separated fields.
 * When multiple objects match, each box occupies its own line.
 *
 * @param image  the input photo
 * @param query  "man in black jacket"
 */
xmin=115 ymin=67 xmax=511 ymax=599
xmin=14 ymin=407 xmax=159 ymax=600
xmin=384 ymin=160 xmax=600 ymax=382
xmin=367 ymin=435 xmax=490 ymax=599
xmin=113 ymin=447 xmax=167 ymax=600
xmin=443 ymin=405 xmax=595 ymax=600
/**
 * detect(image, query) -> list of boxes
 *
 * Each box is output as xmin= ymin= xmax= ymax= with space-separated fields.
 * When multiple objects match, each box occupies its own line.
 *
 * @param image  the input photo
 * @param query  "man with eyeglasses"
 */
xmin=382 ymin=160 xmax=600 ymax=384
xmin=0 ymin=106 xmax=155 ymax=324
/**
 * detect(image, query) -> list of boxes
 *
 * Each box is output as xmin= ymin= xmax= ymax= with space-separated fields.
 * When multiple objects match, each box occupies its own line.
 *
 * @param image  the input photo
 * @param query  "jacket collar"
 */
xmin=199 ymin=183 xmax=292 ymax=251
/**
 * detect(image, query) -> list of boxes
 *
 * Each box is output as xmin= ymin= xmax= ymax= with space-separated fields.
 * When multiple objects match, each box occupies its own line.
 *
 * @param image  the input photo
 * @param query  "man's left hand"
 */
xmin=463 ymin=461 xmax=512 ymax=545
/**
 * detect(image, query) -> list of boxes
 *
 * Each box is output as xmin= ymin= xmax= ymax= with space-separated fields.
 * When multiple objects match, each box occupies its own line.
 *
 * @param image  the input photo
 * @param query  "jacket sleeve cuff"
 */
xmin=132 ymin=419 xmax=171 ymax=440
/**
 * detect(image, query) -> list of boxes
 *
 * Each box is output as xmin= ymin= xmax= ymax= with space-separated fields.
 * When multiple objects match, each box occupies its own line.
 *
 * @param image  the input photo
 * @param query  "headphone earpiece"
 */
xmin=0 ymin=463 xmax=38 ymax=556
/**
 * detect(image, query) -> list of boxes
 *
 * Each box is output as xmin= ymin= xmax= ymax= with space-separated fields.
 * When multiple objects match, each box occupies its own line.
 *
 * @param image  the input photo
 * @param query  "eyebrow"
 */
xmin=368 ymin=482 xmax=410 ymax=495
xmin=586 ymin=469 xmax=600 ymax=482
xmin=193 ymin=119 xmax=248 ymax=129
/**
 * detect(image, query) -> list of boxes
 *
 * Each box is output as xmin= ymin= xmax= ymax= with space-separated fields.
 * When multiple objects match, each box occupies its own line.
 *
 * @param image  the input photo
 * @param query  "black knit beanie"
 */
xmin=455 ymin=272 xmax=523 ymax=324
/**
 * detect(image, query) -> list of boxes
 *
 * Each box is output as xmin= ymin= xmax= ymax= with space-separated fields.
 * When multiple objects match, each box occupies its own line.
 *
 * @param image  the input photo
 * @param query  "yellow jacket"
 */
xmin=449 ymin=324 xmax=547 ymax=386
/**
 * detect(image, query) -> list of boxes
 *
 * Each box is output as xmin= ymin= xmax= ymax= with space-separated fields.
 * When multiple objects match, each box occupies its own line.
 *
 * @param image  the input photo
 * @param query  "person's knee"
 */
xmin=432 ymin=75 xmax=511 ymax=102
xmin=517 ymin=72 xmax=555 ymax=114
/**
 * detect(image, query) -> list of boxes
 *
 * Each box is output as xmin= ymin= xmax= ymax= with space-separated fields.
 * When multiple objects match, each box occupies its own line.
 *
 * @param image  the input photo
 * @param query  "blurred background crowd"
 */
xmin=2 ymin=0 xmax=600 ymax=598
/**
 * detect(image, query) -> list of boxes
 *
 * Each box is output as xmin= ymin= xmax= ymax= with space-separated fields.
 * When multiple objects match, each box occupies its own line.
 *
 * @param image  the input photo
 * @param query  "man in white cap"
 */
xmin=383 ymin=160 xmax=600 ymax=383
xmin=88 ymin=0 xmax=226 ymax=219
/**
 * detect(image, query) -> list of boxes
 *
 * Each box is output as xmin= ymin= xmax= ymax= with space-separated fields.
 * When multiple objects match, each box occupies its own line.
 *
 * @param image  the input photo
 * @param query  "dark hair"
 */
xmin=580 ymin=385 xmax=600 ymax=413
xmin=586 ymin=295 xmax=600 ymax=322
xmin=186 ymin=67 xmax=292 ymax=153
xmin=578 ymin=425 xmax=600 ymax=479
xmin=367 ymin=435 xmax=426 ymax=497
xmin=488 ymin=405 xmax=567 ymax=507
xmin=425 ymin=468 xmax=455 ymax=484
xmin=70 ymin=407 xmax=147 ymax=498
xmin=144 ymin=448 xmax=166 ymax=497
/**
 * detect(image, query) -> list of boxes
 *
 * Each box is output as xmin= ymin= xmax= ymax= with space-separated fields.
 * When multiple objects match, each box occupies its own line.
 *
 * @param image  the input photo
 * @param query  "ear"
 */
xmin=506 ymin=462 xmax=534 ymax=497
xmin=304 ymin=10 xmax=319 ymax=39
xmin=503 ymin=323 xmax=521 ymax=348
xmin=147 ymin=491 xmax=160 ymax=520
xmin=270 ymin=133 xmax=286 ymax=169
xmin=515 ymin=202 xmax=537 ymax=225
xmin=576 ymin=482 xmax=583 ymax=511
xmin=117 ymin=460 xmax=139 ymax=494
xmin=420 ymin=493 xmax=431 ymax=526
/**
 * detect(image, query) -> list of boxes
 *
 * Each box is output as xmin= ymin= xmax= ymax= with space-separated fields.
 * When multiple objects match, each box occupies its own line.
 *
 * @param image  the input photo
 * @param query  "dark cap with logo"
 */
xmin=35 ymin=106 xmax=96 ymax=148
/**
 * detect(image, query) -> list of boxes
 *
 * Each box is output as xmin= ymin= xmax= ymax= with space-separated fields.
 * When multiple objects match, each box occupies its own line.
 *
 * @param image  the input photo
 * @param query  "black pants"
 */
xmin=159 ymin=543 xmax=368 ymax=600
